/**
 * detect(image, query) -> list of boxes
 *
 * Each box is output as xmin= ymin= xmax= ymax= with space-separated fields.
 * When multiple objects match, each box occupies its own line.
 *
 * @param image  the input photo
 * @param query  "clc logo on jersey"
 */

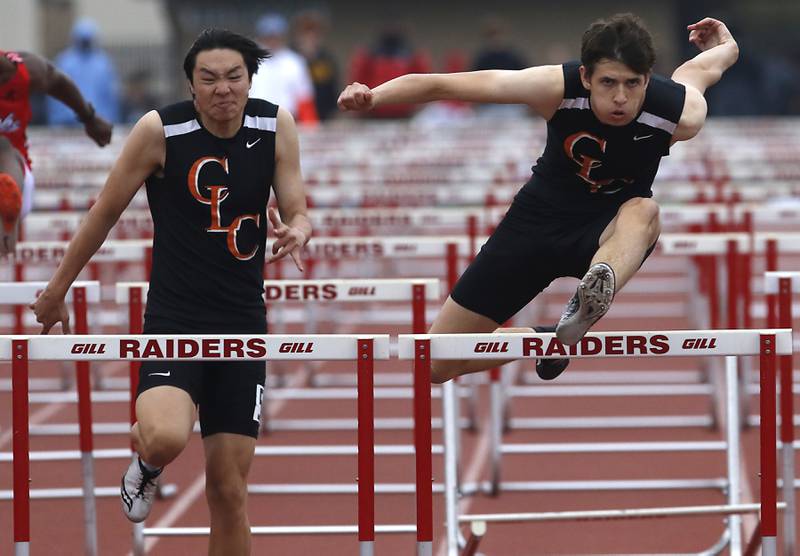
xmin=188 ymin=156 xmax=260 ymax=260
xmin=563 ymin=132 xmax=632 ymax=194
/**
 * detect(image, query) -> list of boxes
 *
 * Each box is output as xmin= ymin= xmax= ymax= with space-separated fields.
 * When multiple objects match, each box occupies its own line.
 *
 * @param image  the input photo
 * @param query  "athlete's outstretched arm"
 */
xmin=269 ymin=107 xmax=311 ymax=272
xmin=21 ymin=51 xmax=113 ymax=147
xmin=670 ymin=18 xmax=739 ymax=142
xmin=672 ymin=18 xmax=739 ymax=94
xmin=30 ymin=111 xmax=165 ymax=333
xmin=338 ymin=65 xmax=565 ymax=119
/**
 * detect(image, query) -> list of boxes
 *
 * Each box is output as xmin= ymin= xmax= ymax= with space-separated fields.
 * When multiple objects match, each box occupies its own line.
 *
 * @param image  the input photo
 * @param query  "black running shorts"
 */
xmin=136 ymin=316 xmax=266 ymax=439
xmin=451 ymin=193 xmax=628 ymax=325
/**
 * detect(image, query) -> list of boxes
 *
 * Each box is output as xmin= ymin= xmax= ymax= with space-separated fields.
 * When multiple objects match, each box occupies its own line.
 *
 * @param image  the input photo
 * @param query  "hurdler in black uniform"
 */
xmin=451 ymin=61 xmax=686 ymax=325
xmin=138 ymin=98 xmax=278 ymax=438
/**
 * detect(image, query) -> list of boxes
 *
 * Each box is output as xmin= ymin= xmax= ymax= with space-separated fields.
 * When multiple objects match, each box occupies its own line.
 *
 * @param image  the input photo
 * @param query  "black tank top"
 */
xmin=521 ymin=61 xmax=685 ymax=212
xmin=144 ymin=99 xmax=277 ymax=330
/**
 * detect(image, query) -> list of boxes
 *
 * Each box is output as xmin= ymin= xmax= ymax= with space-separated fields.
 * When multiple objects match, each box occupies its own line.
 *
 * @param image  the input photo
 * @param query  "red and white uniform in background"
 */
xmin=250 ymin=49 xmax=319 ymax=125
xmin=0 ymin=51 xmax=35 ymax=216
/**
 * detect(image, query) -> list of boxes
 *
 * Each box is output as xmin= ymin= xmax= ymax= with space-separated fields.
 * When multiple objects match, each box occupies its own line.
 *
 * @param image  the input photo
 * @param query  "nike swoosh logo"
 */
xmin=148 ymin=371 xmax=171 ymax=377
xmin=246 ymin=138 xmax=261 ymax=149
xmin=633 ymin=134 xmax=653 ymax=141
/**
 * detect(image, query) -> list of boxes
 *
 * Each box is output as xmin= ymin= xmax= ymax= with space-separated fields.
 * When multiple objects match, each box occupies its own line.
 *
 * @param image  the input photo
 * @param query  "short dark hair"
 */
xmin=581 ymin=13 xmax=655 ymax=77
xmin=183 ymin=28 xmax=270 ymax=82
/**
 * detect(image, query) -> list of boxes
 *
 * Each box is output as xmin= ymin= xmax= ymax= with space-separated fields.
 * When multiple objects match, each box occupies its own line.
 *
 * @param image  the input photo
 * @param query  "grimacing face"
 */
xmin=579 ymin=59 xmax=650 ymax=126
xmin=190 ymin=48 xmax=251 ymax=123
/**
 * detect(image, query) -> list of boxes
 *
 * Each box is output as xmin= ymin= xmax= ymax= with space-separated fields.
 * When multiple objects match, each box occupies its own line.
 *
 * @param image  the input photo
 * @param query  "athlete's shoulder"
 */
xmin=643 ymin=73 xmax=686 ymax=124
xmin=156 ymin=101 xmax=196 ymax=126
xmin=561 ymin=61 xmax=587 ymax=98
xmin=245 ymin=98 xmax=279 ymax=118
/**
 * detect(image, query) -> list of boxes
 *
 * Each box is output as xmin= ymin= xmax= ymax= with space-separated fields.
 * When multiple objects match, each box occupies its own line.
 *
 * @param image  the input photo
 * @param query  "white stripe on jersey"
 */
xmin=163 ymin=119 xmax=201 ymax=137
xmin=558 ymin=97 xmax=591 ymax=110
xmin=636 ymin=111 xmax=677 ymax=134
xmin=244 ymin=115 xmax=277 ymax=132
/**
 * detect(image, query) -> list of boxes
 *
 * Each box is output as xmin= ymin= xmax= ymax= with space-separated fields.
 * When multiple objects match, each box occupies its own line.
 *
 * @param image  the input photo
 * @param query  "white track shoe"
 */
xmin=120 ymin=457 xmax=162 ymax=523
xmin=556 ymin=262 xmax=616 ymax=345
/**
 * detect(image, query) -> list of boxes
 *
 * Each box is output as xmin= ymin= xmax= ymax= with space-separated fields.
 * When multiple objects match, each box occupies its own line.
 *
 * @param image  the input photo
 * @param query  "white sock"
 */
xmin=138 ymin=456 xmax=162 ymax=473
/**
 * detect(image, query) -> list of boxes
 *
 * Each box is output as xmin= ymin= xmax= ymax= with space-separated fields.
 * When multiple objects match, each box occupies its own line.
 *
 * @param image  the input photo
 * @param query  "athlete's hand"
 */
xmin=85 ymin=114 xmax=113 ymax=147
xmin=337 ymin=82 xmax=375 ymax=112
xmin=266 ymin=207 xmax=307 ymax=272
xmin=687 ymin=18 xmax=736 ymax=52
xmin=29 ymin=288 xmax=71 ymax=334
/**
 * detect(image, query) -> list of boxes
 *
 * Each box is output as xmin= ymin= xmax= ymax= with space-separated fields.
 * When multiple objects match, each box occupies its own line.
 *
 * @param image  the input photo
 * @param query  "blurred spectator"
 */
xmin=120 ymin=69 xmax=159 ymax=124
xmin=471 ymin=16 xmax=529 ymax=118
xmin=250 ymin=13 xmax=319 ymax=125
xmin=412 ymin=49 xmax=473 ymax=125
xmin=348 ymin=24 xmax=431 ymax=118
xmin=471 ymin=16 xmax=527 ymax=72
xmin=46 ymin=18 xmax=120 ymax=125
xmin=292 ymin=10 xmax=339 ymax=121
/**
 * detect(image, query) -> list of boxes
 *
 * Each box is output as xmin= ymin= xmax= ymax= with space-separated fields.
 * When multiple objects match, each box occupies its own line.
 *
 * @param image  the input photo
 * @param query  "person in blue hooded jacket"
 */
xmin=46 ymin=18 xmax=121 ymax=125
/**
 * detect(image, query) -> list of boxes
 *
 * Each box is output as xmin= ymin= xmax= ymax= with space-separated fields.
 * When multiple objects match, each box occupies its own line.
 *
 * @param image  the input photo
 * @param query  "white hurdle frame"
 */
xmin=398 ymin=329 xmax=791 ymax=556
xmin=6 ymin=334 xmax=391 ymax=556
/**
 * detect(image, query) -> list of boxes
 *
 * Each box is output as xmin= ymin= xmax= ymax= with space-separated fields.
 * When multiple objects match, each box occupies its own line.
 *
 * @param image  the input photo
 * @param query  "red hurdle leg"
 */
xmin=357 ymin=339 xmax=375 ymax=555
xmin=412 ymin=284 xmax=426 ymax=335
xmin=760 ymin=333 xmax=778 ymax=556
xmin=12 ymin=338 xmax=30 ymax=556
xmin=726 ymin=239 xmax=739 ymax=328
xmin=414 ymin=339 xmax=433 ymax=555
xmin=446 ymin=243 xmax=458 ymax=294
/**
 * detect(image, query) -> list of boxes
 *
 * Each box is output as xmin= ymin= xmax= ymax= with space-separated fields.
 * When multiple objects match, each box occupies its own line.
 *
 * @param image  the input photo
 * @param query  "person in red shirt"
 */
xmin=348 ymin=24 xmax=431 ymax=118
xmin=0 ymin=50 xmax=112 ymax=253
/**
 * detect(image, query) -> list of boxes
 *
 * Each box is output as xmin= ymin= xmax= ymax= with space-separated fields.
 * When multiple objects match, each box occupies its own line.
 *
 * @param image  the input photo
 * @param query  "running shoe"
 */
xmin=534 ymin=325 xmax=570 ymax=380
xmin=120 ymin=456 xmax=162 ymax=523
xmin=555 ymin=262 xmax=615 ymax=346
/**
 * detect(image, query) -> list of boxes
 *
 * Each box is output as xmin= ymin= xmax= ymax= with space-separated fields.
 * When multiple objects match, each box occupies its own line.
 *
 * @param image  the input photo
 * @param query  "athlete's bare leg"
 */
xmin=428 ymin=297 xmax=530 ymax=383
xmin=131 ymin=386 xmax=196 ymax=466
xmin=0 ymin=137 xmax=24 ymax=255
xmin=204 ymin=433 xmax=256 ymax=556
xmin=556 ymin=197 xmax=661 ymax=345
xmin=593 ymin=196 xmax=661 ymax=288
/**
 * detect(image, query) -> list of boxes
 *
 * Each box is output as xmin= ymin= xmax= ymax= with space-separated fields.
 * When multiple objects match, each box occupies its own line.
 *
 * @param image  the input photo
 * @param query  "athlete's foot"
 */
xmin=120 ymin=456 xmax=162 ymax=523
xmin=533 ymin=325 xmax=570 ymax=380
xmin=556 ymin=262 xmax=616 ymax=346
xmin=0 ymin=173 xmax=22 ymax=256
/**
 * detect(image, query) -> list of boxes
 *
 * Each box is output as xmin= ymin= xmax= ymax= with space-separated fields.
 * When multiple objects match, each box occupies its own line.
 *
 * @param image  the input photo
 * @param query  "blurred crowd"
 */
xmin=32 ymin=12 xmax=800 ymax=126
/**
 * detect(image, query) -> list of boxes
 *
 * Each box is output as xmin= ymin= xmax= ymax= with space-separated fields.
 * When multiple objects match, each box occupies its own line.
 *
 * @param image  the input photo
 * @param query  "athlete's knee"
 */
xmin=0 ymin=136 xmax=13 ymax=153
xmin=205 ymin=474 xmax=247 ymax=516
xmin=620 ymin=197 xmax=660 ymax=238
xmin=621 ymin=197 xmax=659 ymax=223
xmin=136 ymin=421 xmax=189 ymax=465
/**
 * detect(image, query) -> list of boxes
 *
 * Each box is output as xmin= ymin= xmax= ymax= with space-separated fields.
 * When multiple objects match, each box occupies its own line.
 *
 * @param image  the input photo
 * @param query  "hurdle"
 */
xmin=398 ymin=329 xmax=790 ymax=556
xmin=5 ymin=333 xmax=397 ymax=556
xmin=0 ymin=282 xmax=103 ymax=556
